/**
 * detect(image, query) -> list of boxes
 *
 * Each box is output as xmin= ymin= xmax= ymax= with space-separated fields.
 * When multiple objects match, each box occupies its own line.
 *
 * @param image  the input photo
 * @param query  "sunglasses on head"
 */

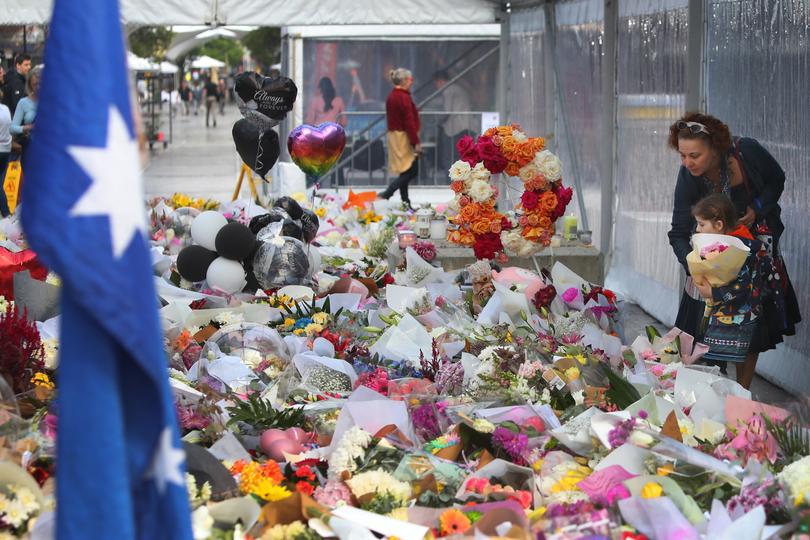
xmin=677 ymin=120 xmax=710 ymax=135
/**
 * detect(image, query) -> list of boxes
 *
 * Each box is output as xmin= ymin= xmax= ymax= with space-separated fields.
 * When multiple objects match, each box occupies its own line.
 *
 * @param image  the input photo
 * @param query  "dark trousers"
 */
xmin=380 ymin=158 xmax=418 ymax=203
xmin=0 ymin=153 xmax=10 ymax=217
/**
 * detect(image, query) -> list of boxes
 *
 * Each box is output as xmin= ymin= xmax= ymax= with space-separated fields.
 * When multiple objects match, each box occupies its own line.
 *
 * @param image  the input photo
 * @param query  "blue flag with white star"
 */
xmin=20 ymin=0 xmax=193 ymax=538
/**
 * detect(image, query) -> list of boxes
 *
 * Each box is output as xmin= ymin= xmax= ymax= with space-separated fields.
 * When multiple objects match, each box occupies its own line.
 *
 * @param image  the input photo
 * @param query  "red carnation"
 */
xmin=532 ymin=284 xmax=557 ymax=310
xmin=520 ymin=190 xmax=540 ymax=210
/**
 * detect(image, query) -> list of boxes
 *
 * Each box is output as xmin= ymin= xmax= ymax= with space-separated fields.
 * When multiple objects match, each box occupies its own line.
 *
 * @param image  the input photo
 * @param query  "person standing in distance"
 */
xmin=379 ymin=68 xmax=421 ymax=210
xmin=3 ymin=54 xmax=31 ymax=116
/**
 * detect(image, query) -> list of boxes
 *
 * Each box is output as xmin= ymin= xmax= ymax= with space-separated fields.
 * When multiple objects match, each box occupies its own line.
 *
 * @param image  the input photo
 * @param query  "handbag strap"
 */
xmin=732 ymin=136 xmax=754 ymax=198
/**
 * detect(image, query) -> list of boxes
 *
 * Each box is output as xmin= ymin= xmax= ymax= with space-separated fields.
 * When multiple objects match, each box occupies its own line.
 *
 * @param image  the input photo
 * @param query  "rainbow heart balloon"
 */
xmin=287 ymin=122 xmax=346 ymax=178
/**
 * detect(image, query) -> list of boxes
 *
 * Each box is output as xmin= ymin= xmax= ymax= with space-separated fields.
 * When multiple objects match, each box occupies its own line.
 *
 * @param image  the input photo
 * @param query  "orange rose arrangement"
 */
xmin=446 ymin=136 xmax=512 ymax=260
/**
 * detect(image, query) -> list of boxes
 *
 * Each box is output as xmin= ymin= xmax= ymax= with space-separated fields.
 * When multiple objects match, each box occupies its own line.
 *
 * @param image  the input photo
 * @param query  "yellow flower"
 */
xmin=387 ymin=507 xmax=410 ymax=522
xmin=30 ymin=373 xmax=54 ymax=389
xmin=657 ymin=464 xmax=674 ymax=477
xmin=315 ymin=207 xmax=327 ymax=218
xmin=312 ymin=312 xmax=330 ymax=325
xmin=304 ymin=323 xmax=324 ymax=336
xmin=528 ymin=506 xmax=547 ymax=522
xmin=564 ymin=366 xmax=580 ymax=381
xmin=472 ymin=418 xmax=495 ymax=433
xmin=575 ymin=354 xmax=587 ymax=365
xmin=283 ymin=318 xmax=296 ymax=327
xmin=641 ymin=482 xmax=663 ymax=499
xmin=256 ymin=482 xmax=291 ymax=502
xmin=293 ymin=329 xmax=305 ymax=336
xmin=531 ymin=458 xmax=545 ymax=473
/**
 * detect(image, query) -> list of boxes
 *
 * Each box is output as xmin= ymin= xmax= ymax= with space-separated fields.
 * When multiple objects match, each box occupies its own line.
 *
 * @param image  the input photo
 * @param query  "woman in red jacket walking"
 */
xmin=378 ymin=68 xmax=421 ymax=209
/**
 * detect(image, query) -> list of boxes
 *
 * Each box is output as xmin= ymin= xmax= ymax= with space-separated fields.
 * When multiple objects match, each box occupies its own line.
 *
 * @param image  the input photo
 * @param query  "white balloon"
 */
xmin=191 ymin=211 xmax=228 ymax=251
xmin=206 ymin=257 xmax=246 ymax=294
xmin=312 ymin=337 xmax=335 ymax=358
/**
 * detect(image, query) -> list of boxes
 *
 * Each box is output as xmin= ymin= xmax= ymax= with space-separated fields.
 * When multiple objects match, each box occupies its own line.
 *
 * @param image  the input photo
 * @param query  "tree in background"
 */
xmin=128 ymin=26 xmax=174 ymax=59
xmin=188 ymin=37 xmax=245 ymax=68
xmin=241 ymin=27 xmax=281 ymax=71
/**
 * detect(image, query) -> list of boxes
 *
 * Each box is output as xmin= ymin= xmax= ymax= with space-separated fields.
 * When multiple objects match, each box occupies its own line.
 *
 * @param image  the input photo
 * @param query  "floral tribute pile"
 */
xmin=447 ymin=124 xmax=574 ymax=260
xmin=0 ymin=191 xmax=809 ymax=540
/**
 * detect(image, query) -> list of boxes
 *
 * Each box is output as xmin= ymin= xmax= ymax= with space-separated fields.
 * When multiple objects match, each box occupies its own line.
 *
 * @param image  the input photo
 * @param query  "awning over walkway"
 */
xmin=0 ymin=0 xmax=502 ymax=26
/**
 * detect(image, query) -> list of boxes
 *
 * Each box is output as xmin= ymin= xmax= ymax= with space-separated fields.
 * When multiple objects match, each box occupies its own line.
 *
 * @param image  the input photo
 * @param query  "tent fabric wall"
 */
xmin=705 ymin=0 xmax=810 ymax=395
xmin=1 ymin=0 xmax=213 ymax=25
xmin=605 ymin=0 xmax=688 ymax=326
xmin=0 ymin=0 xmax=499 ymax=25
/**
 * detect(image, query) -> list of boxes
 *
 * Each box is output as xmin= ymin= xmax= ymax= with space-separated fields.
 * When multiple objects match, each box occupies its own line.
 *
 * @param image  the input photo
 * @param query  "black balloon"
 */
xmin=177 ymin=245 xmax=218 ymax=282
xmin=234 ymin=72 xmax=298 ymax=120
xmin=248 ymin=208 xmax=289 ymax=235
xmin=300 ymin=209 xmax=319 ymax=244
xmin=232 ymin=119 xmax=280 ymax=179
xmin=215 ymin=222 xmax=257 ymax=261
xmin=273 ymin=196 xmax=303 ymax=220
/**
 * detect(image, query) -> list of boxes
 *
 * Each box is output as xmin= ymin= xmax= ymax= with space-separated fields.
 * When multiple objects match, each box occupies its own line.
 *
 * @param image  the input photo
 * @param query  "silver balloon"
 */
xmin=252 ymin=237 xmax=310 ymax=289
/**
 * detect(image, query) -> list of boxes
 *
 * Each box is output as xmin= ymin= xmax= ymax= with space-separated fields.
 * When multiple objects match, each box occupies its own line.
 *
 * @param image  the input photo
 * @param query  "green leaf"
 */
xmin=645 ymin=325 xmax=661 ymax=343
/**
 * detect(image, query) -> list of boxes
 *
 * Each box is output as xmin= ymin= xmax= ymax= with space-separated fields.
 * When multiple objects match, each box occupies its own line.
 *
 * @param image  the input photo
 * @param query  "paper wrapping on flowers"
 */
xmin=623 ymin=475 xmax=705 ymax=525
xmin=472 ymin=404 xmax=561 ymax=432
xmin=402 ymin=247 xmax=444 ymax=287
xmin=550 ymin=407 xmax=600 ymax=455
xmin=478 ymin=281 xmax=530 ymax=326
xmin=292 ymin=352 xmax=359 ymax=395
xmin=369 ymin=313 xmax=433 ymax=367
xmin=324 ymin=386 xmax=416 ymax=456
xmin=686 ymin=233 xmax=750 ymax=287
xmin=455 ymin=459 xmax=540 ymax=509
xmin=618 ymin=496 xmax=699 ymax=540
xmin=705 ymin=500 xmax=777 ymax=540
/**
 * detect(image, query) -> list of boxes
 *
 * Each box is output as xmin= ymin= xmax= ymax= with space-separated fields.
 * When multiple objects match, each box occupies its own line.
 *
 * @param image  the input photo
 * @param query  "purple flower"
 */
xmin=412 ymin=402 xmax=448 ymax=442
xmin=435 ymin=361 xmax=464 ymax=394
xmin=492 ymin=427 xmax=528 ymax=464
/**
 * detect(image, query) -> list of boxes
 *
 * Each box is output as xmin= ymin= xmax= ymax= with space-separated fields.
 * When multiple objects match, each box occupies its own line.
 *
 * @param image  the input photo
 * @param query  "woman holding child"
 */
xmin=667 ymin=113 xmax=801 ymax=388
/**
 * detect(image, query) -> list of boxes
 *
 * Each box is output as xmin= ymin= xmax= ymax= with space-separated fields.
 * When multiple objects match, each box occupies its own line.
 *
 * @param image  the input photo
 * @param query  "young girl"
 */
xmin=692 ymin=193 xmax=775 ymax=389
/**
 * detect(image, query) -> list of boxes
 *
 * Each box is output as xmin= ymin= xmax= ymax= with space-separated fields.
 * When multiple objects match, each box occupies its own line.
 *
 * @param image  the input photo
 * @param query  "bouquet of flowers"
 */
xmin=686 ymin=233 xmax=750 ymax=287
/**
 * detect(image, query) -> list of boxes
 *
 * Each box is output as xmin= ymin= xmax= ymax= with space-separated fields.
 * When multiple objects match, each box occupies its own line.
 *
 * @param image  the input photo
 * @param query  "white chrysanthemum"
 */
xmin=0 ymin=494 xmax=9 ymax=513
xmin=468 ymin=180 xmax=494 ymax=203
xmin=15 ymin=488 xmax=38 ymax=514
xmin=191 ymin=506 xmax=214 ymax=540
xmin=469 ymin=162 xmax=491 ymax=183
xmin=534 ymin=150 xmax=563 ymax=181
xmin=448 ymin=160 xmax=472 ymax=181
xmin=346 ymin=469 xmax=412 ymax=502
xmin=2 ymin=499 xmax=29 ymax=528
xmin=779 ymin=456 xmax=810 ymax=502
xmin=327 ymin=426 xmax=373 ymax=479
xmin=512 ymin=130 xmax=528 ymax=143
xmin=214 ymin=311 xmax=244 ymax=327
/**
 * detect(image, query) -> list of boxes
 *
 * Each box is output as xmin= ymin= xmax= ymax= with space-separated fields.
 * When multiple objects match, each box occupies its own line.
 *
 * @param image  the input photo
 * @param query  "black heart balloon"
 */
xmin=232 ymin=119 xmax=280 ymax=179
xmin=234 ymin=72 xmax=298 ymax=123
xmin=273 ymin=196 xmax=303 ymax=220
xmin=300 ymin=209 xmax=320 ymax=244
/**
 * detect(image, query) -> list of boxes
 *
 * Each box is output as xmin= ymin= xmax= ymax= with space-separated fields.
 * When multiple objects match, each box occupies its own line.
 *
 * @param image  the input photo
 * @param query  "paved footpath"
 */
xmin=143 ymin=105 xmax=244 ymax=202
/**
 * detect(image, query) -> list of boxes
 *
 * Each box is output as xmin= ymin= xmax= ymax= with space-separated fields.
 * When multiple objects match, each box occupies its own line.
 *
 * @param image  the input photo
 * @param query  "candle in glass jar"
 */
xmin=563 ymin=214 xmax=578 ymax=241
xmin=398 ymin=229 xmax=417 ymax=249
xmin=430 ymin=218 xmax=447 ymax=240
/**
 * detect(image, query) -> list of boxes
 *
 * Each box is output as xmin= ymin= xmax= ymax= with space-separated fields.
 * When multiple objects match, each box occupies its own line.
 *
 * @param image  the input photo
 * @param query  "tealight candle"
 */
xmin=398 ymin=229 xmax=417 ymax=249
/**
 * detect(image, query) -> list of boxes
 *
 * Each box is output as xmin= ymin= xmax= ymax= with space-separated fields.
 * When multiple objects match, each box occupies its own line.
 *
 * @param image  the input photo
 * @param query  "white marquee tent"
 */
xmin=0 ymin=0 xmax=501 ymax=25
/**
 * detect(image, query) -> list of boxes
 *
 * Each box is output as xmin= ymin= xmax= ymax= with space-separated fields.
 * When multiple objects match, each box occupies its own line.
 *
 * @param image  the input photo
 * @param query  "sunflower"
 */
xmin=439 ymin=508 xmax=472 ymax=536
